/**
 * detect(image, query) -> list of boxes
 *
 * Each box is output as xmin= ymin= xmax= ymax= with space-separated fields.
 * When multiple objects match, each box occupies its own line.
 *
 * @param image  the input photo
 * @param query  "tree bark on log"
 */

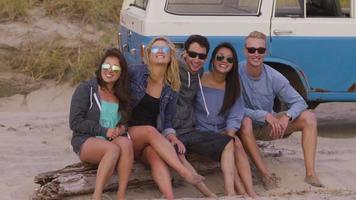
xmin=32 ymin=141 xmax=286 ymax=200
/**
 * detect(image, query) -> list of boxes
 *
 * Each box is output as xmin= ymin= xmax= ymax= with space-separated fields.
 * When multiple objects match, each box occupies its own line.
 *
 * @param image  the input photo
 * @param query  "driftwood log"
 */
xmin=32 ymin=141 xmax=286 ymax=200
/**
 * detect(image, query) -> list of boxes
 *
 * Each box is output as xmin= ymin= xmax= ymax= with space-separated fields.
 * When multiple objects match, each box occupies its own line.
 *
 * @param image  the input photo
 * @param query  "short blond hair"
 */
xmin=245 ymin=31 xmax=267 ymax=45
xmin=144 ymin=36 xmax=181 ymax=92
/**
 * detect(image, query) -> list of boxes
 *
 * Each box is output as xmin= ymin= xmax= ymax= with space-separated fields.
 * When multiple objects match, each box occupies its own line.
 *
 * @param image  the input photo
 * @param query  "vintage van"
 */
xmin=118 ymin=0 xmax=356 ymax=108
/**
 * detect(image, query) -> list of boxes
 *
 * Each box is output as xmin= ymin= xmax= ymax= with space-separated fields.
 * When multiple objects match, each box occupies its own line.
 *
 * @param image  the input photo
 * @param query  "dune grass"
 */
xmin=0 ymin=0 xmax=122 ymax=23
xmin=0 ymin=0 xmax=31 ymax=21
xmin=39 ymin=0 xmax=122 ymax=24
xmin=12 ymin=37 xmax=108 ymax=84
xmin=1 ymin=0 xmax=122 ymax=84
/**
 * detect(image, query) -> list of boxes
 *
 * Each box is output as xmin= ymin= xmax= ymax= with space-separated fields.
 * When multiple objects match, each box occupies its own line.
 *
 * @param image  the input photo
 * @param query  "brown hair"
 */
xmin=95 ymin=48 xmax=131 ymax=124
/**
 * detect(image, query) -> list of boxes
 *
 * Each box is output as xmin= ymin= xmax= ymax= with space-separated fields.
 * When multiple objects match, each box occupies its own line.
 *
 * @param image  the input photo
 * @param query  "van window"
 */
xmin=275 ymin=0 xmax=304 ymax=17
xmin=165 ymin=0 xmax=261 ymax=16
xmin=306 ymin=0 xmax=349 ymax=17
xmin=133 ymin=0 xmax=148 ymax=10
xmin=275 ymin=0 xmax=351 ymax=18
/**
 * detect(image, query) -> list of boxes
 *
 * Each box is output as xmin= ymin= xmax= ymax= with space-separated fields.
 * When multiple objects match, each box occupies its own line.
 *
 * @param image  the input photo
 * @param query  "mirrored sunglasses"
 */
xmin=101 ymin=63 xmax=121 ymax=72
xmin=216 ymin=55 xmax=234 ymax=64
xmin=187 ymin=51 xmax=207 ymax=60
xmin=150 ymin=46 xmax=171 ymax=54
xmin=246 ymin=47 xmax=266 ymax=54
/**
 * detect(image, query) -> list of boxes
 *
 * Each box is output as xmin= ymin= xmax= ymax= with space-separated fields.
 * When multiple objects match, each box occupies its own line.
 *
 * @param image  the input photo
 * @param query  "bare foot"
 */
xmin=261 ymin=174 xmax=279 ymax=190
xmin=247 ymin=189 xmax=258 ymax=198
xmin=304 ymin=175 xmax=324 ymax=187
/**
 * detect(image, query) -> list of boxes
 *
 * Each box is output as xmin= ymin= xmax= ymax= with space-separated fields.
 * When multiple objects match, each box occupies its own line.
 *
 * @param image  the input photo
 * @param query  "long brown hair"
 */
xmin=95 ymin=48 xmax=131 ymax=124
xmin=209 ymin=42 xmax=241 ymax=116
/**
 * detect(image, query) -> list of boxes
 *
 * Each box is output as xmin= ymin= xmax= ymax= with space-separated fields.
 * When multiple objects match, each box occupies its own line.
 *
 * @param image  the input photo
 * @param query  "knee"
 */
xmin=105 ymin=144 xmax=120 ymax=160
xmin=224 ymin=140 xmax=234 ymax=152
xmin=299 ymin=110 xmax=317 ymax=128
xmin=117 ymin=137 xmax=133 ymax=154
xmin=145 ymin=147 xmax=163 ymax=164
xmin=233 ymin=139 xmax=244 ymax=153
xmin=240 ymin=117 xmax=253 ymax=137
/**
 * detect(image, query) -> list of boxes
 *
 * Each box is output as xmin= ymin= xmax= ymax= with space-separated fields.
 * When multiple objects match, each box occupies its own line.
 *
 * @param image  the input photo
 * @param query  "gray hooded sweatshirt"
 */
xmin=172 ymin=53 xmax=204 ymax=135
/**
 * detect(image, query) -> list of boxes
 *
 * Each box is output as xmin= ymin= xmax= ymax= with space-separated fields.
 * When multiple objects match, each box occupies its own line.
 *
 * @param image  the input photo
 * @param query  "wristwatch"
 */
xmin=285 ymin=112 xmax=292 ymax=121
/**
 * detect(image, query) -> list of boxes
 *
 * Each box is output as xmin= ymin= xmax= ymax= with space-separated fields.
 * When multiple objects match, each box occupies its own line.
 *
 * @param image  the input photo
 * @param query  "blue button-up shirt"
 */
xmin=239 ymin=62 xmax=307 ymax=125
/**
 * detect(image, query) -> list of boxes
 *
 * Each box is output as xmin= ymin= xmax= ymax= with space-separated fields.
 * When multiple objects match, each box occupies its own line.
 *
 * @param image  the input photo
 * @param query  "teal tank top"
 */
xmin=98 ymin=100 xmax=121 ymax=139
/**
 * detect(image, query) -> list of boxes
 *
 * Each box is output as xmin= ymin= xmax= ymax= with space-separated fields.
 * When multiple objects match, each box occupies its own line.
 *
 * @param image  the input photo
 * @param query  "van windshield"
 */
xmin=165 ymin=0 xmax=261 ymax=15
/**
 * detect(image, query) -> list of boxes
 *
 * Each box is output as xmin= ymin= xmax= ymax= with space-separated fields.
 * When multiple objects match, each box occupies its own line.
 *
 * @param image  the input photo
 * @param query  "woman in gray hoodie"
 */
xmin=69 ymin=48 xmax=133 ymax=200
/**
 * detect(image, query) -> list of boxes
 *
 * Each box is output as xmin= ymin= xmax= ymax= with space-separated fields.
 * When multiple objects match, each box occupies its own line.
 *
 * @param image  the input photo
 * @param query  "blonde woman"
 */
xmin=127 ymin=36 xmax=205 ymax=199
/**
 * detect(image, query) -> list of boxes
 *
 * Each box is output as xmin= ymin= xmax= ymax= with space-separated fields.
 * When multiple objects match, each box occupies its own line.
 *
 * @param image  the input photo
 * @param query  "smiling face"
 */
xmin=244 ymin=37 xmax=266 ymax=69
xmin=184 ymin=42 xmax=207 ymax=74
xmin=213 ymin=47 xmax=234 ymax=74
xmin=101 ymin=56 xmax=121 ymax=85
xmin=149 ymin=40 xmax=171 ymax=65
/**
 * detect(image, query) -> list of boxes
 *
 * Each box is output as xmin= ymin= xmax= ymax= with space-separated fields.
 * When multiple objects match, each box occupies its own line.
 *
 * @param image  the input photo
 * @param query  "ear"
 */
xmin=182 ymin=50 xmax=187 ymax=58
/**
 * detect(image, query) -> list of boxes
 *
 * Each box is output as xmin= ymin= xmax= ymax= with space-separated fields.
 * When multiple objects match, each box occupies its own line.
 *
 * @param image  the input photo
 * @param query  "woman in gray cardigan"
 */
xmin=69 ymin=48 xmax=133 ymax=200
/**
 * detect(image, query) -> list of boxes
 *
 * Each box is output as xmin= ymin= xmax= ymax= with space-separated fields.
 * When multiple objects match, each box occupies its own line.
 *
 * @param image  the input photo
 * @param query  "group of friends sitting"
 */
xmin=69 ymin=31 xmax=324 ymax=200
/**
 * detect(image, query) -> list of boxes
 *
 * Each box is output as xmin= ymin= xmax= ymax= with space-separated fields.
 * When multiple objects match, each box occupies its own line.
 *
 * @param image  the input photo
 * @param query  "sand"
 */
xmin=0 ymin=82 xmax=356 ymax=200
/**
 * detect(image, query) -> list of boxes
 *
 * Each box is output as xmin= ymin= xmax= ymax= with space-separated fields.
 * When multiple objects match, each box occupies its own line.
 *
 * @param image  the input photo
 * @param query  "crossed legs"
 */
xmin=128 ymin=125 xmax=204 ymax=186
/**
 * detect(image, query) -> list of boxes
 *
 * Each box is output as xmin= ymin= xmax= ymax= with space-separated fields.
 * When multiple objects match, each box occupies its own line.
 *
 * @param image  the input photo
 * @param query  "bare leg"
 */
xmin=178 ymin=154 xmax=217 ymax=197
xmin=219 ymin=140 xmax=237 ymax=196
xmin=112 ymin=137 xmax=134 ymax=200
xmin=128 ymin=125 xmax=204 ymax=185
xmin=239 ymin=117 xmax=277 ymax=190
xmin=233 ymin=170 xmax=247 ymax=196
xmin=233 ymin=138 xmax=257 ymax=198
xmin=283 ymin=110 xmax=323 ymax=187
xmin=79 ymin=138 xmax=121 ymax=200
xmin=142 ymin=146 xmax=174 ymax=200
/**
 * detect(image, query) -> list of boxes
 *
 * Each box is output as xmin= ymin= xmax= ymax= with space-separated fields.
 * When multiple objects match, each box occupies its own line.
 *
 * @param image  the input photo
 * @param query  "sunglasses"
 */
xmin=150 ymin=46 xmax=171 ymax=54
xmin=216 ymin=55 xmax=234 ymax=64
xmin=101 ymin=63 xmax=121 ymax=72
xmin=245 ymin=47 xmax=266 ymax=54
xmin=187 ymin=51 xmax=207 ymax=60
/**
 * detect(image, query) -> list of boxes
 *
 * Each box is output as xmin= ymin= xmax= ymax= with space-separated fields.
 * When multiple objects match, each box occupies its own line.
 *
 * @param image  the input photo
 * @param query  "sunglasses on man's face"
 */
xmin=245 ymin=47 xmax=266 ymax=54
xmin=150 ymin=46 xmax=171 ymax=54
xmin=216 ymin=55 xmax=234 ymax=64
xmin=101 ymin=63 xmax=121 ymax=72
xmin=187 ymin=51 xmax=207 ymax=60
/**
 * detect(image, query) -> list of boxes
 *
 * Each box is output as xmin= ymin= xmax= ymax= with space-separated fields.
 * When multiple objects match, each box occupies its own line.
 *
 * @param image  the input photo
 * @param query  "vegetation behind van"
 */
xmin=118 ymin=0 xmax=356 ymax=108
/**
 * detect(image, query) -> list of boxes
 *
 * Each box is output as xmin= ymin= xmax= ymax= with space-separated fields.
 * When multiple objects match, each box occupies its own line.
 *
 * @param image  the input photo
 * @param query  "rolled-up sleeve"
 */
xmin=161 ymin=91 xmax=178 ymax=136
xmin=275 ymin=75 xmax=308 ymax=120
xmin=244 ymin=107 xmax=268 ymax=124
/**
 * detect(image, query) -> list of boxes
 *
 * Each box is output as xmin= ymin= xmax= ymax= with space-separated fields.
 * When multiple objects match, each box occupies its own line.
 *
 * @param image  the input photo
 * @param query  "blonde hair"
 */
xmin=245 ymin=31 xmax=267 ymax=45
xmin=144 ymin=36 xmax=181 ymax=92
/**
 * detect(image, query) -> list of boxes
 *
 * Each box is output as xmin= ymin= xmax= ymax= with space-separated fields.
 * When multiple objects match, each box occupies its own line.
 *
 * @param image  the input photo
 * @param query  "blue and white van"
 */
xmin=118 ymin=0 xmax=356 ymax=107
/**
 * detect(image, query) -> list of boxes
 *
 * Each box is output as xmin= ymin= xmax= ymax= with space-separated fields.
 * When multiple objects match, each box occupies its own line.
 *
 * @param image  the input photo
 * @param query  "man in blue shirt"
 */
xmin=239 ymin=31 xmax=323 ymax=189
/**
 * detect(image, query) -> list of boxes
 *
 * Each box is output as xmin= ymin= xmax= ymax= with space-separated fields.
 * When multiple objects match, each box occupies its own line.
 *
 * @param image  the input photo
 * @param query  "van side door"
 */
xmin=270 ymin=0 xmax=356 ymax=101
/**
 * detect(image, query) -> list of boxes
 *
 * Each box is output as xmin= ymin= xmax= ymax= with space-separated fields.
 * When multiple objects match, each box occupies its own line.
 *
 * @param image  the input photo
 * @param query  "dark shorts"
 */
xmin=177 ymin=130 xmax=233 ymax=162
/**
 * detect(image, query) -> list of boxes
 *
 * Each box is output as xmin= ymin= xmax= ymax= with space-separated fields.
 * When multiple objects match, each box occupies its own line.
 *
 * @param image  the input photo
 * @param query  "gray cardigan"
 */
xmin=69 ymin=78 xmax=108 ymax=154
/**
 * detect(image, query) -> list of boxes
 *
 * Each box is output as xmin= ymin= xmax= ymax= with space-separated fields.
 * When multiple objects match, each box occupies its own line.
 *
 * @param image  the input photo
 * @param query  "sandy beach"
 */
xmin=1 ymin=82 xmax=356 ymax=200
